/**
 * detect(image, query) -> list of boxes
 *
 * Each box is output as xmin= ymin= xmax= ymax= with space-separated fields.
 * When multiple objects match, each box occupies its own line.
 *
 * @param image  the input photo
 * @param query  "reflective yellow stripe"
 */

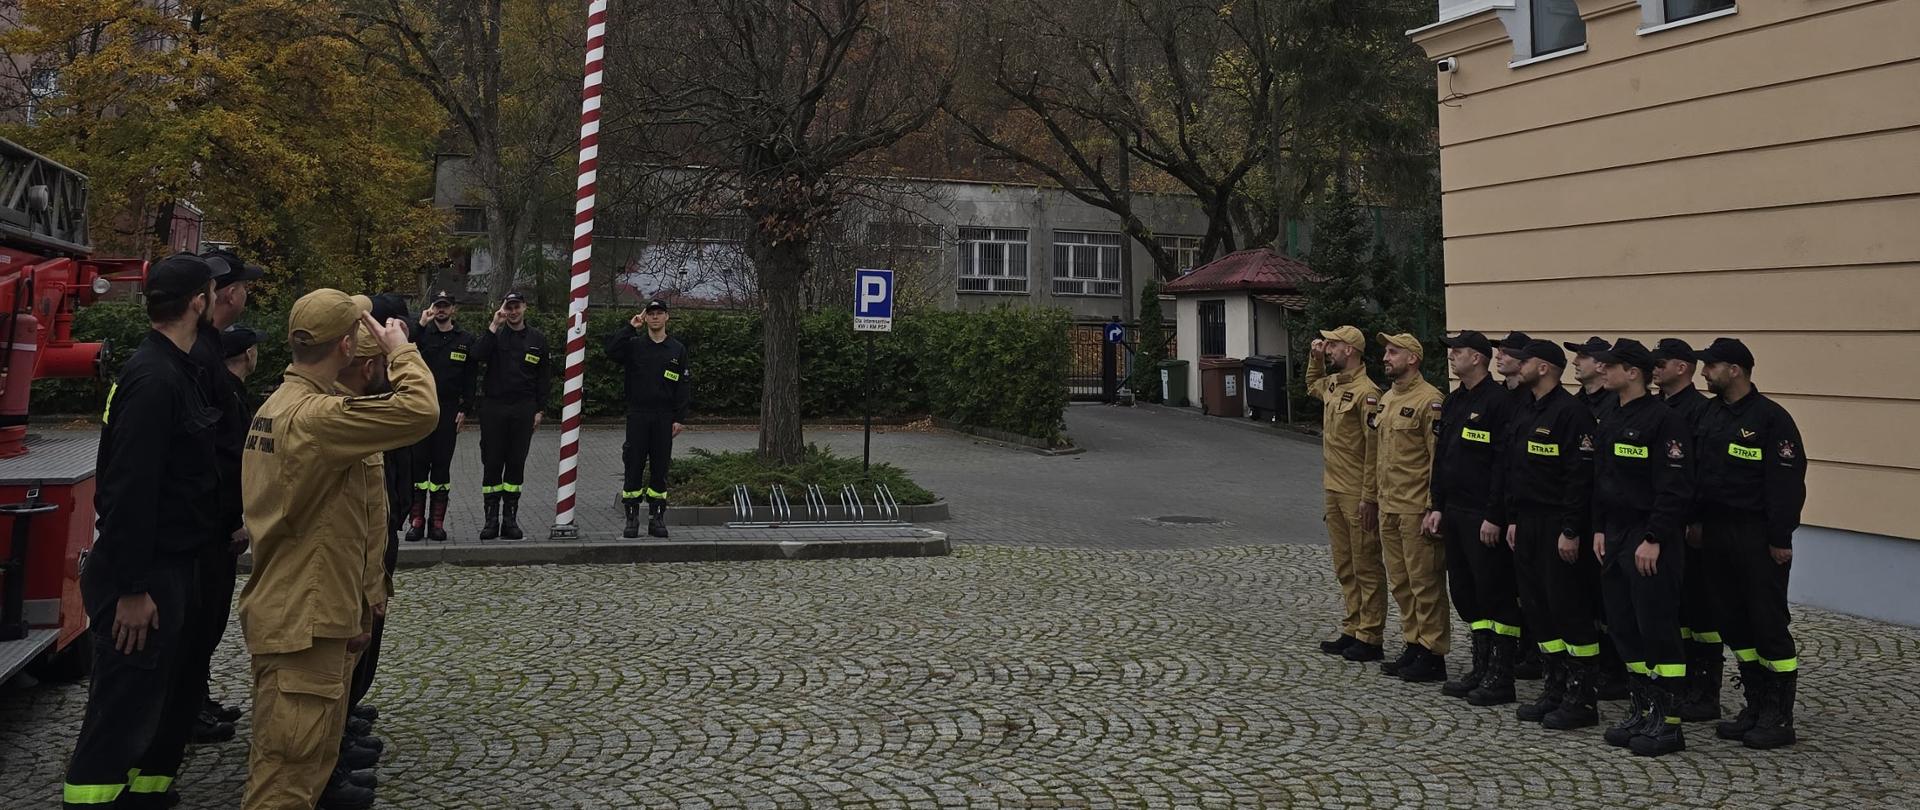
xmin=645 ymin=488 xmax=668 ymax=500
xmin=63 ymin=783 xmax=125 ymax=804
xmin=102 ymin=381 xmax=118 ymax=424
xmin=1538 ymin=639 xmax=1567 ymax=654
xmin=1653 ymin=663 xmax=1687 ymax=679
xmin=1625 ymin=661 xmax=1651 ymax=675
xmin=1614 ymin=443 xmax=1648 ymax=459
xmin=1490 ymin=621 xmax=1522 ymax=638
xmin=620 ymin=490 xmax=646 ymax=500
xmin=499 ymin=483 xmax=523 ymax=493
xmin=1679 ymin=627 xmax=1692 ymax=640
xmin=481 ymin=484 xmax=505 ymax=495
xmin=449 ymin=351 xmax=467 ymax=361
xmin=663 ymin=370 xmax=681 ymax=381
xmin=1469 ymin=620 xmax=1493 ymax=632
xmin=1693 ymin=631 xmax=1723 ymax=644
xmin=1728 ymin=443 xmax=1761 ymax=461
xmin=1762 ymin=657 xmax=1800 ymax=673
xmin=1462 ymin=427 xmax=1490 ymax=443
xmin=1527 ymin=441 xmax=1559 ymax=457
xmin=1733 ymin=648 xmax=1760 ymax=662
xmin=127 ymin=773 xmax=174 ymax=794
xmin=1565 ymin=642 xmax=1600 ymax=658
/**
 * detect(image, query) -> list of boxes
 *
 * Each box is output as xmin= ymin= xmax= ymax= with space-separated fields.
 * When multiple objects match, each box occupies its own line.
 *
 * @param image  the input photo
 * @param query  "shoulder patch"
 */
xmin=1778 ymin=440 xmax=1796 ymax=460
xmin=1579 ymin=434 xmax=1594 ymax=452
xmin=1399 ymin=407 xmax=1414 ymax=418
xmin=1666 ymin=439 xmax=1686 ymax=460
xmin=1365 ymin=396 xmax=1378 ymax=406
xmin=1430 ymin=401 xmax=1442 ymax=411
xmin=1341 ymin=391 xmax=1355 ymax=403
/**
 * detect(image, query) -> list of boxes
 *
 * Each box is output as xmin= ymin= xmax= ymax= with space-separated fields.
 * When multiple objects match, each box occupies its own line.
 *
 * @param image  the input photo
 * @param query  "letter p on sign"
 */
xmin=854 ymin=268 xmax=894 ymax=332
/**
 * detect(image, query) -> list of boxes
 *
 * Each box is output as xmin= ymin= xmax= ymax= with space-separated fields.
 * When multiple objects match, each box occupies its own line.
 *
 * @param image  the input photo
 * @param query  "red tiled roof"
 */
xmin=1161 ymin=247 xmax=1316 ymax=294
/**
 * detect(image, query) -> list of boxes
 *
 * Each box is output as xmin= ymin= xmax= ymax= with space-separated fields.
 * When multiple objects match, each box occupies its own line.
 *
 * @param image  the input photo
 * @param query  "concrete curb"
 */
xmin=929 ymin=418 xmax=1081 ymax=456
xmin=239 ymin=530 xmax=951 ymax=571
xmin=661 ymin=500 xmax=949 ymax=525
xmin=1131 ymin=402 xmax=1322 ymax=446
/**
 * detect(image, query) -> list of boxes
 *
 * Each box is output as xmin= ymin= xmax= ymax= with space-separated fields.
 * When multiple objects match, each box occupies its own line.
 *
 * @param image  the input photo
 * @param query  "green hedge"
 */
xmin=36 ymin=301 xmax=1071 ymax=442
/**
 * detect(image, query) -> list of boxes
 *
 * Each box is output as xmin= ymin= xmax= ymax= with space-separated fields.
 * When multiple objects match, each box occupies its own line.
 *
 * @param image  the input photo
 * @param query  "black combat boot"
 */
xmin=479 ymin=492 xmax=501 ymax=540
xmin=622 ymin=499 xmax=642 ymax=539
xmin=1342 ymin=639 xmax=1384 ymax=663
xmin=1514 ymin=642 xmax=1544 ymax=681
xmin=318 ymin=767 xmax=376 ymax=810
xmin=403 ymin=489 xmax=427 ymax=542
xmin=648 ymin=499 xmax=670 ymax=539
xmin=1716 ymin=660 xmax=1767 ymax=740
xmin=1398 ymin=648 xmax=1448 ymax=683
xmin=204 ymin=697 xmax=242 ymax=724
xmin=1629 ymin=676 xmax=1687 ymax=757
xmin=500 ymin=491 xmax=524 ymax=540
xmin=1604 ymin=675 xmax=1656 ymax=747
xmin=1678 ymin=641 xmax=1724 ymax=722
xmin=1442 ymin=630 xmax=1491 ymax=698
xmin=1543 ymin=656 xmax=1600 ymax=730
xmin=1468 ymin=635 xmax=1518 ymax=707
xmin=428 ymin=490 xmax=450 ymax=542
xmin=1595 ymin=637 xmax=1630 ymax=701
xmin=1382 ymin=643 xmax=1423 ymax=677
xmin=1517 ymin=652 xmax=1566 ymax=722
xmin=1742 ymin=670 xmax=1797 ymax=750
xmin=189 ymin=709 xmax=236 ymax=744
xmin=1319 ymin=634 xmax=1360 ymax=655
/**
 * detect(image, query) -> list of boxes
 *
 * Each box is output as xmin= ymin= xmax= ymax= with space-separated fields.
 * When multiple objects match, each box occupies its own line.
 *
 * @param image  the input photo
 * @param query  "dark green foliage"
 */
xmin=668 ymin=445 xmax=934 ymax=507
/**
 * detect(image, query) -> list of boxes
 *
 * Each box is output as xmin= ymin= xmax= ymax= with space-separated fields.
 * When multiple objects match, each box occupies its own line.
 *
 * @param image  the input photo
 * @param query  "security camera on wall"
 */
xmin=1435 ymin=57 xmax=1458 ymax=73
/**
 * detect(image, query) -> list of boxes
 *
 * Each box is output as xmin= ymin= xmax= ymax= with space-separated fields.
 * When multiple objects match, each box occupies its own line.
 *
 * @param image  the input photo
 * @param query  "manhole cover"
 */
xmin=1150 ymin=515 xmax=1222 ymax=525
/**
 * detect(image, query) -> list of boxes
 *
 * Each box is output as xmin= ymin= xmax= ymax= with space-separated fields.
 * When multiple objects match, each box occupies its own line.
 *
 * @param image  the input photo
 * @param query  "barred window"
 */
xmin=956 ymin=227 xmax=1030 ymax=294
xmin=1052 ymin=231 xmax=1123 ymax=297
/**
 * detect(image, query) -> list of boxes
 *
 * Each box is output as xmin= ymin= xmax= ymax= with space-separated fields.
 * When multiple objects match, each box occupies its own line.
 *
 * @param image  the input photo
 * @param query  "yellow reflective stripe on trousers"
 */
xmin=1762 ymin=657 xmax=1800 ymax=673
xmin=1462 ymin=427 xmax=1490 ymax=443
xmin=645 ymin=488 xmax=668 ymax=499
xmin=1679 ymin=627 xmax=1692 ymax=641
xmin=620 ymin=489 xmax=646 ymax=500
xmin=1469 ymin=620 xmax=1493 ymax=632
xmin=1490 ymin=621 xmax=1522 ymax=638
xmin=1537 ymin=639 xmax=1567 ymax=654
xmin=1625 ymin=661 xmax=1652 ymax=675
xmin=481 ymin=484 xmax=503 ymax=494
xmin=1692 ymin=631 xmax=1723 ymax=644
xmin=127 ymin=773 xmax=174 ymax=794
xmin=499 ymin=483 xmax=523 ymax=493
xmin=63 ymin=783 xmax=125 ymax=804
xmin=1653 ymin=663 xmax=1687 ymax=679
xmin=1733 ymin=647 xmax=1760 ymax=662
xmin=1565 ymin=642 xmax=1600 ymax=658
xmin=1527 ymin=441 xmax=1559 ymax=457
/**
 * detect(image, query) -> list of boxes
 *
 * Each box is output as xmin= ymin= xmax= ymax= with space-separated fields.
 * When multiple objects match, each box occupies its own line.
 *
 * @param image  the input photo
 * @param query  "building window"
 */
xmin=1052 ymin=231 xmax=1123 ymax=297
xmin=1156 ymin=235 xmax=1203 ymax=274
xmin=957 ymin=226 xmax=1030 ymax=294
xmin=1531 ymin=0 xmax=1586 ymax=55
xmin=1650 ymin=0 xmax=1735 ymax=28
xmin=1199 ymin=300 xmax=1226 ymax=356
xmin=26 ymin=68 xmax=58 ymax=124
xmin=452 ymin=206 xmax=487 ymax=235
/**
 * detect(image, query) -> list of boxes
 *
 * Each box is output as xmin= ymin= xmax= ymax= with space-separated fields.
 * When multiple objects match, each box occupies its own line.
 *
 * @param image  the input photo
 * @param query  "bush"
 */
xmin=38 ymin=299 xmax=1072 ymax=442
xmin=668 ymin=444 xmax=934 ymax=507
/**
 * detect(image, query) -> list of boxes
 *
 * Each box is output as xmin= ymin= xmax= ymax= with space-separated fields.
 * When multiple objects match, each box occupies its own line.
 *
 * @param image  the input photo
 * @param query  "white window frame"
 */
xmin=1492 ymin=0 xmax=1589 ymax=67
xmin=1636 ymin=0 xmax=1736 ymax=35
xmin=956 ymin=226 xmax=1030 ymax=295
xmin=1051 ymin=230 xmax=1123 ymax=297
xmin=1155 ymin=235 xmax=1203 ymax=275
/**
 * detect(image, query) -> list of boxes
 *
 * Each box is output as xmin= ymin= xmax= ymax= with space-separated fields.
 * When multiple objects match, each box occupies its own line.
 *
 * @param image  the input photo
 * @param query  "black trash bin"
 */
xmin=1242 ymin=355 xmax=1284 ymax=422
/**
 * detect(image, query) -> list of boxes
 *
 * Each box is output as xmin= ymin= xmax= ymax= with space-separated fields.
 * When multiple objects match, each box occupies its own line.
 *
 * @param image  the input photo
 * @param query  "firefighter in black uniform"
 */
xmin=62 ymin=255 xmax=223 ymax=809
xmin=1494 ymin=330 xmax=1545 ymax=682
xmin=1425 ymin=331 xmax=1522 ymax=707
xmin=1563 ymin=334 xmax=1628 ymax=701
xmin=1651 ymin=338 xmax=1721 ymax=723
xmin=404 ymin=290 xmax=477 ymax=542
xmin=1588 ymin=338 xmax=1695 ymax=757
xmin=1502 ymin=341 xmax=1602 ymax=730
xmin=606 ymin=299 xmax=692 ymax=538
xmin=1694 ymin=337 xmax=1806 ymax=750
xmin=472 ymin=291 xmax=549 ymax=540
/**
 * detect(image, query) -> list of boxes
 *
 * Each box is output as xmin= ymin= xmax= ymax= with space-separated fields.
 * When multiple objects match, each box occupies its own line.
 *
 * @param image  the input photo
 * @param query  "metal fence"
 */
xmin=1067 ymin=321 xmax=1176 ymax=401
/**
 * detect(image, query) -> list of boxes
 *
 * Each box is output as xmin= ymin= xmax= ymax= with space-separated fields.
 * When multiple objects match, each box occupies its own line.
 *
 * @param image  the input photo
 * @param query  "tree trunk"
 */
xmin=751 ymin=235 xmax=808 ymax=465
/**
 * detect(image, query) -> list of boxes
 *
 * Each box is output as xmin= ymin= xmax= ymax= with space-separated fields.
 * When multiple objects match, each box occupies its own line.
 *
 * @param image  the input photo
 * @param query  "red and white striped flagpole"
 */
xmin=552 ymin=0 xmax=608 ymax=539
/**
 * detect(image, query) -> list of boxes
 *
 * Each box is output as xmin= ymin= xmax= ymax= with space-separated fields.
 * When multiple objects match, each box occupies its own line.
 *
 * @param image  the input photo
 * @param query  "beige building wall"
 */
xmin=1413 ymin=0 xmax=1920 ymax=545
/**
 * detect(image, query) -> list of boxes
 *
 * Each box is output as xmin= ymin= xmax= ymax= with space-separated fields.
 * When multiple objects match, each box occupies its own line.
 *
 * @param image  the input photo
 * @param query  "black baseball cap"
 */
xmin=368 ymin=292 xmax=410 ymax=324
xmin=1591 ymin=338 xmax=1655 ymax=375
xmin=220 ymin=324 xmax=263 ymax=358
xmin=1496 ymin=331 xmax=1532 ymax=352
xmin=1696 ymin=337 xmax=1756 ymax=370
xmin=145 ymin=253 xmax=215 ymax=306
xmin=644 ymin=298 xmax=669 ymax=312
xmin=1651 ymin=338 xmax=1696 ymax=364
xmin=1562 ymin=335 xmax=1610 ymax=359
xmin=1439 ymin=330 xmax=1493 ymax=360
xmin=1520 ymin=339 xmax=1566 ymax=368
xmin=502 ymin=291 xmax=526 ymax=305
xmin=201 ymin=248 xmax=264 ymax=289
xmin=431 ymin=289 xmax=458 ymax=306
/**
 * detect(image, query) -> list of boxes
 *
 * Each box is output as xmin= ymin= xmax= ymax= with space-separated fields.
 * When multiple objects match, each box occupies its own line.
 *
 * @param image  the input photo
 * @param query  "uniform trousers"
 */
xmin=1323 ymin=491 xmax=1387 ymax=645
xmin=1381 ymin=512 xmax=1451 ymax=655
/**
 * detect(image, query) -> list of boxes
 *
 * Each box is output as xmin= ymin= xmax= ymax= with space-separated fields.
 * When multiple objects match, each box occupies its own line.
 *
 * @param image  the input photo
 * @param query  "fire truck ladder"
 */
xmin=728 ymin=482 xmax=905 ymax=528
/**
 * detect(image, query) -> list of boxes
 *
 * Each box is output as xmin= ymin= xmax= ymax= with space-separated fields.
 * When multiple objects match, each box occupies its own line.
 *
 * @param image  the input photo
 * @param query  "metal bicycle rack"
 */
xmin=729 ymin=482 xmax=905 ymax=527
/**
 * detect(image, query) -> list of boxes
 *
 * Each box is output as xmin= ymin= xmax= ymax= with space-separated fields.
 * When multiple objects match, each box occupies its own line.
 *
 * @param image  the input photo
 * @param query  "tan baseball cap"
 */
xmin=288 ymin=289 xmax=370 ymax=347
xmin=1318 ymin=325 xmax=1365 ymax=350
xmin=1377 ymin=332 xmax=1424 ymax=359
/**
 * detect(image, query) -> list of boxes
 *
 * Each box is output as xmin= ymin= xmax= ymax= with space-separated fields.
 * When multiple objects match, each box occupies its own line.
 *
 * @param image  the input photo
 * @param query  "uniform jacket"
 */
xmin=1503 ymin=386 xmax=1596 ymax=540
xmin=238 ymin=346 xmax=438 ymax=654
xmin=1694 ymin=389 xmax=1807 ymax=548
xmin=1431 ymin=374 xmax=1514 ymax=522
xmin=473 ymin=323 xmax=550 ymax=411
xmin=1306 ymin=352 xmax=1383 ymax=497
xmin=1591 ymin=392 xmax=1694 ymax=546
xmin=605 ymin=325 xmax=692 ymax=420
xmin=1367 ymin=375 xmax=1443 ymax=515
xmin=191 ymin=322 xmax=250 ymax=539
xmin=411 ymin=321 xmax=477 ymax=413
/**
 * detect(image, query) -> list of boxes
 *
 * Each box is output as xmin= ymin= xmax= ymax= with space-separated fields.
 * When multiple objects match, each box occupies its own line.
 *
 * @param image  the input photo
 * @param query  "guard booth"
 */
xmin=1163 ymin=248 xmax=1313 ymax=414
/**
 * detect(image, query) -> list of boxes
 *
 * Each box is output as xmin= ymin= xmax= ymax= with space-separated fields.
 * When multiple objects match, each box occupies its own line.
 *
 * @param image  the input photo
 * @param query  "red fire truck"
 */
xmin=0 ymin=138 xmax=146 ymax=685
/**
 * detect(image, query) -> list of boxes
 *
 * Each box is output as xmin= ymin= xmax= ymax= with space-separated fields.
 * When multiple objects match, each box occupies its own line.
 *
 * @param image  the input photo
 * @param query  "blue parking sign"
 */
xmin=854 ymin=268 xmax=893 ymax=332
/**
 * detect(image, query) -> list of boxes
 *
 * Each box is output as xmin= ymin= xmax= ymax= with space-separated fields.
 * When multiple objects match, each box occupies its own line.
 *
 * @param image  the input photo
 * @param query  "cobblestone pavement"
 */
xmin=436 ymin=404 xmax=1329 ymax=549
xmin=7 ymin=545 xmax=1918 ymax=809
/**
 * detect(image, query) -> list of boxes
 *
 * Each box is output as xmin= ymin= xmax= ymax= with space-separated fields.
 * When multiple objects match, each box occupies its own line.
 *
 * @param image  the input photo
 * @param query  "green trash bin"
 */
xmin=1157 ymin=359 xmax=1190 ymax=407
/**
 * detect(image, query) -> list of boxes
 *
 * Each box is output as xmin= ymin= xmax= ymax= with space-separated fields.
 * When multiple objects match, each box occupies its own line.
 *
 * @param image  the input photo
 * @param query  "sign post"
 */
xmin=1102 ymin=317 xmax=1125 ymax=403
xmin=853 ymin=269 xmax=894 ymax=473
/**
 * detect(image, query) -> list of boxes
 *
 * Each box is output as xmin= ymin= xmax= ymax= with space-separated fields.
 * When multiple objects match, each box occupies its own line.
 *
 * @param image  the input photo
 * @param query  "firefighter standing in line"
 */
xmin=405 ymin=290 xmax=477 ymax=542
xmin=1651 ymin=337 xmax=1722 ymax=723
xmin=1428 ymin=331 xmax=1521 ymax=705
xmin=1368 ymin=333 xmax=1450 ymax=682
xmin=1588 ymin=338 xmax=1695 ymax=757
xmin=1563 ymin=334 xmax=1629 ymax=702
xmin=1501 ymin=340 xmax=1603 ymax=731
xmin=61 ymin=255 xmax=221 ymax=810
xmin=472 ymin=291 xmax=550 ymax=540
xmin=1494 ymin=330 xmax=1546 ymax=683
xmin=606 ymin=298 xmax=692 ymax=539
xmin=1305 ymin=325 xmax=1389 ymax=663
xmin=1693 ymin=337 xmax=1806 ymax=749
xmin=238 ymin=292 xmax=437 ymax=810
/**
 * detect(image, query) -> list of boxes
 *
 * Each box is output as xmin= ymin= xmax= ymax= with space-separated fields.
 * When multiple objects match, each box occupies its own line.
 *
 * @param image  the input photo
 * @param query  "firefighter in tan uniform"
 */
xmin=1306 ymin=325 xmax=1389 ymax=662
xmin=1369 ymin=333 xmax=1451 ymax=682
xmin=238 ymin=290 xmax=438 ymax=810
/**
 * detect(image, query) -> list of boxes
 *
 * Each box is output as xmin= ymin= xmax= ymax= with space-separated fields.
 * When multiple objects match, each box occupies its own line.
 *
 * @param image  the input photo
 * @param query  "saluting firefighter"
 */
xmin=1650 ymin=338 xmax=1723 ymax=723
xmin=1368 ymin=333 xmax=1451 ymax=682
xmin=1588 ymin=338 xmax=1695 ymax=757
xmin=1694 ymin=337 xmax=1806 ymax=749
xmin=404 ymin=290 xmax=477 ymax=542
xmin=472 ymin=291 xmax=550 ymax=540
xmin=1305 ymin=325 xmax=1390 ymax=663
xmin=1502 ymin=340 xmax=1603 ymax=731
xmin=1428 ymin=331 xmax=1522 ymax=706
xmin=605 ymin=298 xmax=692 ymax=539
